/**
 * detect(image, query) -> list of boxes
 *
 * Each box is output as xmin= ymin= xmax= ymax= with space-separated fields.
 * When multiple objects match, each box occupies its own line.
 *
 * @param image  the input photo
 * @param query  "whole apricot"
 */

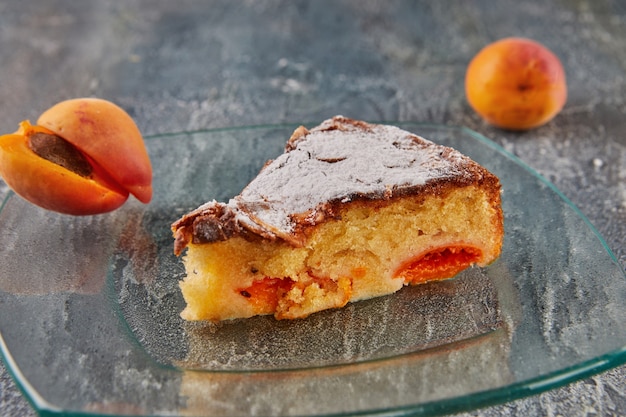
xmin=465 ymin=37 xmax=567 ymax=130
xmin=37 ymin=98 xmax=152 ymax=203
xmin=0 ymin=98 xmax=152 ymax=215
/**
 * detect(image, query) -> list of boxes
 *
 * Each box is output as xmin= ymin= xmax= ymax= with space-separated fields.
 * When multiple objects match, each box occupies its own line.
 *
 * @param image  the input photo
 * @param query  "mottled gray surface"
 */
xmin=0 ymin=1 xmax=624 ymax=416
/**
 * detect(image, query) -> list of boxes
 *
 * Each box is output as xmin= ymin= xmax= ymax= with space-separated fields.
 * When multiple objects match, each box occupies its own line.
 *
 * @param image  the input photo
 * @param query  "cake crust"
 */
xmin=173 ymin=116 xmax=501 ymax=255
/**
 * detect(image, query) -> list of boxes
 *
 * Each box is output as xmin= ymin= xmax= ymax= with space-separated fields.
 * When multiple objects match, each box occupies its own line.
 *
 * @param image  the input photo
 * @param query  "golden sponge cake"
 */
xmin=172 ymin=116 xmax=503 ymax=322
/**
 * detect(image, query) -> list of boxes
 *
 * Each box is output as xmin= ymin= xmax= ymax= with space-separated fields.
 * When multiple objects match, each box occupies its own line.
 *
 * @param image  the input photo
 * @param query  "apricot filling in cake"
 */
xmin=172 ymin=116 xmax=503 ymax=322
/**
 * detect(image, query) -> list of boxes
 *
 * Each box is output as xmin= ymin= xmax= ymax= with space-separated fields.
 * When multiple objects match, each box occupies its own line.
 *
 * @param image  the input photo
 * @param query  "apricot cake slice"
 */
xmin=171 ymin=116 xmax=503 ymax=322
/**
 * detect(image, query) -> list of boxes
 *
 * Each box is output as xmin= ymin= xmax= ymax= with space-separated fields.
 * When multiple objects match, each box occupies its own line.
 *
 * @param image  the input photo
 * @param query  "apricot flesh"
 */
xmin=465 ymin=37 xmax=567 ymax=130
xmin=0 ymin=98 xmax=152 ymax=215
xmin=394 ymin=245 xmax=482 ymax=284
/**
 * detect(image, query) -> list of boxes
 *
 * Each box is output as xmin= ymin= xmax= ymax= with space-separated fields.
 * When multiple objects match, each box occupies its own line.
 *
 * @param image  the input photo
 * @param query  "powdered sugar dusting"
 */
xmin=228 ymin=117 xmax=475 ymax=238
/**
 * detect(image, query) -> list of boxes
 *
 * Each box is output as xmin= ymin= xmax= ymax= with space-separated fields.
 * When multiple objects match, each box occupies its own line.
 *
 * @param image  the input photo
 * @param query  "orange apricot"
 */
xmin=37 ymin=98 xmax=152 ymax=203
xmin=0 ymin=98 xmax=152 ymax=215
xmin=465 ymin=37 xmax=567 ymax=130
xmin=0 ymin=122 xmax=129 ymax=215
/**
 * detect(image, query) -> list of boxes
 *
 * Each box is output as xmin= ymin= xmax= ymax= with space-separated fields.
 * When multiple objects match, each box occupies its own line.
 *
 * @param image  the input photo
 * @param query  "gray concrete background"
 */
xmin=0 ymin=1 xmax=624 ymax=416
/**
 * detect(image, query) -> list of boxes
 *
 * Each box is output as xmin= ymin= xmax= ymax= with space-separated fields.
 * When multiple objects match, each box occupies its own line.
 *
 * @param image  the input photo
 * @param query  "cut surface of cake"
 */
xmin=171 ymin=116 xmax=503 ymax=322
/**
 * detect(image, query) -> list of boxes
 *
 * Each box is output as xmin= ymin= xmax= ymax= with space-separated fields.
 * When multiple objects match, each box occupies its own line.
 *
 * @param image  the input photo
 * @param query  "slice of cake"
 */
xmin=171 ymin=116 xmax=503 ymax=322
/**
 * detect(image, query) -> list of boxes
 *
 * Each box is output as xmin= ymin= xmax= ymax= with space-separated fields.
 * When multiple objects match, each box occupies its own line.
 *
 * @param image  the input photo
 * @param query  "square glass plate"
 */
xmin=0 ymin=123 xmax=625 ymax=417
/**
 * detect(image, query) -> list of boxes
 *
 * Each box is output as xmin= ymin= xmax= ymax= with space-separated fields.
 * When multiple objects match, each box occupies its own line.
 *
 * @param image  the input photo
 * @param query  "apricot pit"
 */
xmin=0 ymin=98 xmax=152 ymax=215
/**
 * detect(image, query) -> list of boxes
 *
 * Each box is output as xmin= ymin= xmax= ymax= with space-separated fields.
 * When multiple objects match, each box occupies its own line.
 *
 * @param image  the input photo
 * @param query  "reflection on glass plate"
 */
xmin=0 ymin=123 xmax=625 ymax=417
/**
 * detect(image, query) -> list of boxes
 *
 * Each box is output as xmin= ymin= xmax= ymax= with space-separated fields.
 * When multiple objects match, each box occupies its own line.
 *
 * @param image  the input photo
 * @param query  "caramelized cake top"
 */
xmin=172 ymin=116 xmax=500 ymax=254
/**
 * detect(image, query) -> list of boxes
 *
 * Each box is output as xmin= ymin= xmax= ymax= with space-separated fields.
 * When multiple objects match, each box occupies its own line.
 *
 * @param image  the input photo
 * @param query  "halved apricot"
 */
xmin=0 ymin=122 xmax=129 ymax=215
xmin=0 ymin=98 xmax=152 ymax=215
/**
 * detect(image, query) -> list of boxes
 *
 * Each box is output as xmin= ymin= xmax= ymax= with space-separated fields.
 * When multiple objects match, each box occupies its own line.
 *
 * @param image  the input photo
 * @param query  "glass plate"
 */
xmin=1 ymin=123 xmax=625 ymax=417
